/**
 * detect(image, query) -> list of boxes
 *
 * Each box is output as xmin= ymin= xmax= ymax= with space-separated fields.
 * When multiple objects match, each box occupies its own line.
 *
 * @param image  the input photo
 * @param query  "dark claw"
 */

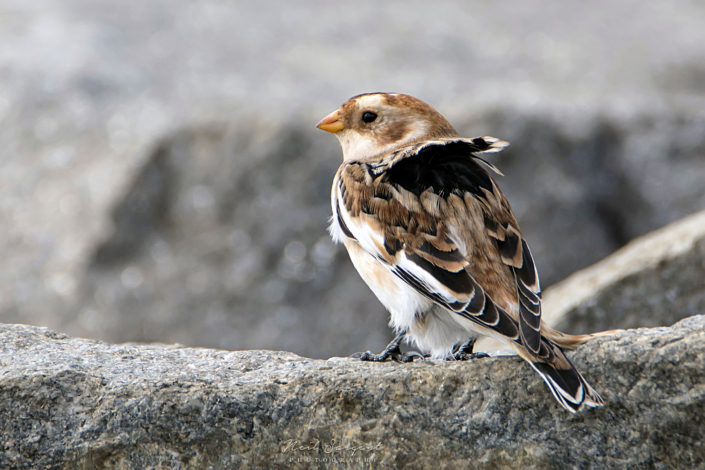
xmin=354 ymin=348 xmax=424 ymax=363
xmin=401 ymin=351 xmax=425 ymax=362
xmin=352 ymin=331 xmax=424 ymax=363
xmin=446 ymin=337 xmax=490 ymax=361
xmin=357 ymin=350 xmax=390 ymax=362
xmin=447 ymin=351 xmax=490 ymax=361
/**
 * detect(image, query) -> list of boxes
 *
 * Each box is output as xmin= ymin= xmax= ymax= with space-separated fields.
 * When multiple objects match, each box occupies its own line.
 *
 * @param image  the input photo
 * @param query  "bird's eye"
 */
xmin=362 ymin=112 xmax=378 ymax=123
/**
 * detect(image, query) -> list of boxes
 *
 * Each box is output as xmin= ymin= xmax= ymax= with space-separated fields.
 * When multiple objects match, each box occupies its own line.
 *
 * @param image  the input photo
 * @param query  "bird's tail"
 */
xmin=516 ymin=339 xmax=604 ymax=413
xmin=541 ymin=324 xmax=623 ymax=349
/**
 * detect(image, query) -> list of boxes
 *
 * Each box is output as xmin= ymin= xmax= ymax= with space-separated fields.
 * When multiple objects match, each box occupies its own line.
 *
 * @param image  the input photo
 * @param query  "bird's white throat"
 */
xmin=336 ymin=123 xmax=429 ymax=161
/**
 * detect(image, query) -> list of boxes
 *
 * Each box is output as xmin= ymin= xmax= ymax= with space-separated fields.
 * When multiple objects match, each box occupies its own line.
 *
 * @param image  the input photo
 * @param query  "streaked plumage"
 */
xmin=317 ymin=92 xmax=603 ymax=412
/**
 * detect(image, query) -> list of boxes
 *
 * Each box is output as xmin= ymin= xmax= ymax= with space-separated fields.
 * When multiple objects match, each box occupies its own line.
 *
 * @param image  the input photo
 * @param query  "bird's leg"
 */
xmin=447 ymin=337 xmax=490 ymax=361
xmin=352 ymin=330 xmax=424 ymax=363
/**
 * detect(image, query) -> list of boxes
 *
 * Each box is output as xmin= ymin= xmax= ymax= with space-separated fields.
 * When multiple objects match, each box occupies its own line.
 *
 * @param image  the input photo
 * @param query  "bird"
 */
xmin=316 ymin=92 xmax=603 ymax=413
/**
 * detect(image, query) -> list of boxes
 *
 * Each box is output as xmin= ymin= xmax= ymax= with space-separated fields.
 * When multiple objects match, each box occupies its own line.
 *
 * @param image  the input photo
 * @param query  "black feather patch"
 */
xmin=474 ymin=296 xmax=499 ymax=326
xmin=336 ymin=201 xmax=356 ymax=240
xmin=470 ymin=137 xmax=489 ymax=148
xmin=493 ymin=304 xmax=521 ymax=340
xmin=448 ymin=300 xmax=469 ymax=312
xmin=458 ymin=294 xmax=521 ymax=341
xmin=520 ymin=305 xmax=542 ymax=342
xmin=519 ymin=296 xmax=541 ymax=328
xmin=417 ymin=241 xmax=464 ymax=263
xmin=497 ymin=231 xmax=520 ymax=263
xmin=384 ymin=239 xmax=402 ymax=256
xmin=532 ymin=356 xmax=584 ymax=410
xmin=484 ymin=217 xmax=499 ymax=236
xmin=517 ymin=281 xmax=540 ymax=308
xmin=407 ymin=253 xmax=474 ymax=295
xmin=383 ymin=142 xmax=494 ymax=200
xmin=515 ymin=239 xmax=539 ymax=290
xmin=464 ymin=285 xmax=485 ymax=314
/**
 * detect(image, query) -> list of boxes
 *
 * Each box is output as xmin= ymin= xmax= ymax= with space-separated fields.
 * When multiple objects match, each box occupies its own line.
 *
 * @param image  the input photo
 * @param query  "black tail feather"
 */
xmin=527 ymin=345 xmax=604 ymax=413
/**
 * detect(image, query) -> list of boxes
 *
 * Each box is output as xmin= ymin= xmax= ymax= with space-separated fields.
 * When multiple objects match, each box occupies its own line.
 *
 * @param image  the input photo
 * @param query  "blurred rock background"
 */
xmin=0 ymin=0 xmax=703 ymax=358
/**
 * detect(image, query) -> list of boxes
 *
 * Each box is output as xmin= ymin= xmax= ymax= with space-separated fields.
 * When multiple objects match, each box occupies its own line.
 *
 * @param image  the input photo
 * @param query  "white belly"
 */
xmin=344 ymin=240 xmax=477 ymax=358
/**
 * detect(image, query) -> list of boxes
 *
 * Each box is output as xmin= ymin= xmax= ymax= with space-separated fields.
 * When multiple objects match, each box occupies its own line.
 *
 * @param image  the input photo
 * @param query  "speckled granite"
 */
xmin=1 ymin=316 xmax=703 ymax=469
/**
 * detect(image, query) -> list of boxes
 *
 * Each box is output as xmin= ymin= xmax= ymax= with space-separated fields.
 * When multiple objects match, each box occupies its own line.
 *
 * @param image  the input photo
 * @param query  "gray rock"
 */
xmin=545 ymin=209 xmax=705 ymax=334
xmin=73 ymin=124 xmax=390 ymax=358
xmin=1 ymin=316 xmax=704 ymax=469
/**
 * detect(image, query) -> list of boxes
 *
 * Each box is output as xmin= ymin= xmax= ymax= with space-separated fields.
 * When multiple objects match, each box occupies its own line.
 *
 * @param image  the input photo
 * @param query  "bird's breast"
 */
xmin=343 ymin=240 xmax=432 ymax=331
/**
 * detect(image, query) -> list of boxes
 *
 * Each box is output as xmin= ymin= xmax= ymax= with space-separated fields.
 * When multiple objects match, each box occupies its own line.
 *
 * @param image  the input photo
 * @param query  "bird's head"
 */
xmin=316 ymin=93 xmax=459 ymax=161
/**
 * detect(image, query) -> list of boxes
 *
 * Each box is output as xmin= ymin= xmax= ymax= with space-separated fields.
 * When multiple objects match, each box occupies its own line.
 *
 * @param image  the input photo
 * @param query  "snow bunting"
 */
xmin=317 ymin=92 xmax=603 ymax=412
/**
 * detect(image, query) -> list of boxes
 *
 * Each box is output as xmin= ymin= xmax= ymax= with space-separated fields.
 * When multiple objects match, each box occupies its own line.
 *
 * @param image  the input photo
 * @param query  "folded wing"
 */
xmin=332 ymin=137 xmax=529 ymax=344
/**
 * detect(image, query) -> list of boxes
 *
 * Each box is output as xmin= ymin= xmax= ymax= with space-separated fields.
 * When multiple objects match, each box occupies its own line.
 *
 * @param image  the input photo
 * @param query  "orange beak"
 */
xmin=316 ymin=109 xmax=344 ymax=133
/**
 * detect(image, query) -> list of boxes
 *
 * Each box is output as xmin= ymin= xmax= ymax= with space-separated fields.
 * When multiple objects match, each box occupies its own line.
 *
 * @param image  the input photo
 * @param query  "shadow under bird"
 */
xmin=316 ymin=92 xmax=603 ymax=412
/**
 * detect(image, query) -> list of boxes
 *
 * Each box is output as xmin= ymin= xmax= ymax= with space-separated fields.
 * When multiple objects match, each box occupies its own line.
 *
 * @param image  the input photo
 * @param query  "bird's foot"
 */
xmin=352 ymin=347 xmax=424 ymax=363
xmin=447 ymin=351 xmax=489 ymax=361
xmin=351 ymin=331 xmax=424 ymax=363
xmin=446 ymin=338 xmax=490 ymax=361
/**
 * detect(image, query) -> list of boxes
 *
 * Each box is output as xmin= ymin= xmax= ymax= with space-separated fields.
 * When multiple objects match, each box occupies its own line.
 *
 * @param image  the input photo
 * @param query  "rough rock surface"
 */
xmin=1 ymin=316 xmax=704 ymax=469
xmin=546 ymin=209 xmax=705 ymax=334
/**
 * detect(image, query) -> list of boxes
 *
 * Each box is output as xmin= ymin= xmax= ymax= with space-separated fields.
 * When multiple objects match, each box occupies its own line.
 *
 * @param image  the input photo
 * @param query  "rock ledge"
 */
xmin=1 ymin=317 xmax=704 ymax=469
